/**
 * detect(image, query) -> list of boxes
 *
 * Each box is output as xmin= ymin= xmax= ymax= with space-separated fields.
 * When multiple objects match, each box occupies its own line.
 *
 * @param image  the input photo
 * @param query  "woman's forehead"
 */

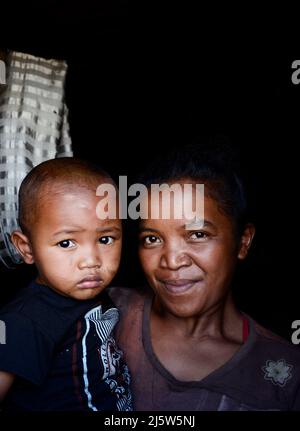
xmin=146 ymin=190 xmax=204 ymax=228
xmin=139 ymin=193 xmax=232 ymax=229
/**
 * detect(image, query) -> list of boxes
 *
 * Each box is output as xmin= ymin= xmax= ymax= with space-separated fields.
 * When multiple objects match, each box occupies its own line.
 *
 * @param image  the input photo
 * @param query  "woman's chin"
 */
xmin=156 ymin=294 xmax=208 ymax=319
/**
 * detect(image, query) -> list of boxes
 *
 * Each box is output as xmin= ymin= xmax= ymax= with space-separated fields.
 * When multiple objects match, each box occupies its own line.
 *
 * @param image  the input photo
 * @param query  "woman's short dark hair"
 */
xmin=138 ymin=138 xmax=252 ymax=237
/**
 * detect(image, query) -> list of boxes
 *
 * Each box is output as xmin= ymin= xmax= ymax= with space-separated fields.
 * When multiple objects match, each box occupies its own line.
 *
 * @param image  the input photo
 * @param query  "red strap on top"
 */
xmin=242 ymin=315 xmax=249 ymax=342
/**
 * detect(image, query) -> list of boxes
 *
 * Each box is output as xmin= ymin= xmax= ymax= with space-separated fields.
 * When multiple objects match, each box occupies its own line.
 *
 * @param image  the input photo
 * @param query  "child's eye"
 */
xmin=57 ymin=239 xmax=75 ymax=248
xmin=99 ymin=236 xmax=114 ymax=245
xmin=189 ymin=231 xmax=209 ymax=241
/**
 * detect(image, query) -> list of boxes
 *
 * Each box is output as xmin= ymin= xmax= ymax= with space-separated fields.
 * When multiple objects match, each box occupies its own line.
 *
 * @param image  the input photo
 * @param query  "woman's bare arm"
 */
xmin=0 ymin=371 xmax=15 ymax=403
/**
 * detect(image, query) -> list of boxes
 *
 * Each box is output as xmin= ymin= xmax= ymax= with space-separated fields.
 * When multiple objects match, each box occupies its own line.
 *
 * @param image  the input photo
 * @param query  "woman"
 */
xmin=109 ymin=142 xmax=300 ymax=411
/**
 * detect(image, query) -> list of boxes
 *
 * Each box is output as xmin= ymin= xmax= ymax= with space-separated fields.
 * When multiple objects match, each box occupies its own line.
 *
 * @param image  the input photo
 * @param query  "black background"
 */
xmin=1 ymin=2 xmax=300 ymax=343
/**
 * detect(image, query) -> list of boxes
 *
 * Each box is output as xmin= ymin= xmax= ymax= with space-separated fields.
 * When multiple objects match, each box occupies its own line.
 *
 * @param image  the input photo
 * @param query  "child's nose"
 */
xmin=78 ymin=245 xmax=102 ymax=269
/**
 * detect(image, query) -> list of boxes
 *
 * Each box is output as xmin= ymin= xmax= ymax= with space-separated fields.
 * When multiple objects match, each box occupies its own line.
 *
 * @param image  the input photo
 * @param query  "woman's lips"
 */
xmin=159 ymin=279 xmax=199 ymax=294
xmin=77 ymin=276 xmax=103 ymax=289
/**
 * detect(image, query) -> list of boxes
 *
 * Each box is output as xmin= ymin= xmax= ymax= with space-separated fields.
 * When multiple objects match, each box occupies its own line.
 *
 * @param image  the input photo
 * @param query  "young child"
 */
xmin=0 ymin=158 xmax=133 ymax=411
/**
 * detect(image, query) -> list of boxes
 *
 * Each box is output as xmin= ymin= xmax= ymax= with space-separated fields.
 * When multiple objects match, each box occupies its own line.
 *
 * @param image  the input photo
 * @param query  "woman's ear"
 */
xmin=10 ymin=230 xmax=35 ymax=264
xmin=238 ymin=223 xmax=255 ymax=260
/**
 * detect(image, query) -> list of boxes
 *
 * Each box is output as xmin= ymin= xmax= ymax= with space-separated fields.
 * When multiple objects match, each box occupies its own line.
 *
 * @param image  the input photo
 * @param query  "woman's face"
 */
xmin=138 ymin=182 xmax=253 ymax=318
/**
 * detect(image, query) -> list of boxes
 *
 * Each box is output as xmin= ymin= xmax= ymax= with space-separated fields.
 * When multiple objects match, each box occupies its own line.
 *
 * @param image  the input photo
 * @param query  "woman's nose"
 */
xmin=160 ymin=245 xmax=192 ymax=270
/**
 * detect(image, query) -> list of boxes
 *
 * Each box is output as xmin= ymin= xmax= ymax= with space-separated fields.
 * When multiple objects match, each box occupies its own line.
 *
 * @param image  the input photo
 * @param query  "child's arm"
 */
xmin=0 ymin=371 xmax=15 ymax=403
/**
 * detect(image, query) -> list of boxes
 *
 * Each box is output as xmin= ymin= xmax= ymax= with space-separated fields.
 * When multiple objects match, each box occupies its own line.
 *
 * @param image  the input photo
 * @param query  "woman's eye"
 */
xmin=144 ymin=235 xmax=161 ymax=245
xmin=190 ymin=231 xmax=208 ymax=240
xmin=57 ymin=239 xmax=75 ymax=248
xmin=99 ymin=236 xmax=114 ymax=245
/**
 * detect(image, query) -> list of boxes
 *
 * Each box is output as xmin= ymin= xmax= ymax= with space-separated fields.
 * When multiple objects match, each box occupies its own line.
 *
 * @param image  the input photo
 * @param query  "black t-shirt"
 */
xmin=0 ymin=281 xmax=133 ymax=411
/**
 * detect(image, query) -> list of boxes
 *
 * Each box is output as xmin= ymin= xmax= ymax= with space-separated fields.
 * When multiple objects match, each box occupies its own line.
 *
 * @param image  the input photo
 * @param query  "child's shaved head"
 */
xmin=18 ymin=157 xmax=114 ymax=236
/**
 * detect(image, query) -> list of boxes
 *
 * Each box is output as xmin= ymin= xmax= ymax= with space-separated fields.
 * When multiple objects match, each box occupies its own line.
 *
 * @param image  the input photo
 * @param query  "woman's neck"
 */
xmin=152 ymin=292 xmax=243 ymax=344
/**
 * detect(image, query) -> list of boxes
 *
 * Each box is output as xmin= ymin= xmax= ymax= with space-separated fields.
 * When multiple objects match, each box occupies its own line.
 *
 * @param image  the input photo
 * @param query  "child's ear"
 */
xmin=238 ymin=223 xmax=255 ymax=260
xmin=10 ymin=230 xmax=35 ymax=264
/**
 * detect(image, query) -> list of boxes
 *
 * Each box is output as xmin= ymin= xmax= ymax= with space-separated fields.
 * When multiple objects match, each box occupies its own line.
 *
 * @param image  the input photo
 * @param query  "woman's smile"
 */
xmin=158 ymin=278 xmax=202 ymax=295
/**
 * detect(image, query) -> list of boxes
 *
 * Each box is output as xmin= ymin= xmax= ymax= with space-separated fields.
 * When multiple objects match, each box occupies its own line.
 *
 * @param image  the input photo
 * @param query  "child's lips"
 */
xmin=77 ymin=275 xmax=103 ymax=289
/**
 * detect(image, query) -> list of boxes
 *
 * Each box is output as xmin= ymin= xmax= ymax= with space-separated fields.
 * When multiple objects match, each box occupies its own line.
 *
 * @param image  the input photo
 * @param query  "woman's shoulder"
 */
xmin=107 ymin=286 xmax=152 ymax=312
xmin=247 ymin=314 xmax=300 ymax=364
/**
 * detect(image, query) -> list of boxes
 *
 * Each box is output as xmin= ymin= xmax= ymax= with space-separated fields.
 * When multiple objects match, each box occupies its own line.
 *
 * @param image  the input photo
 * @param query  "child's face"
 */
xmin=25 ymin=187 xmax=122 ymax=300
xmin=138 ymin=182 xmax=253 ymax=318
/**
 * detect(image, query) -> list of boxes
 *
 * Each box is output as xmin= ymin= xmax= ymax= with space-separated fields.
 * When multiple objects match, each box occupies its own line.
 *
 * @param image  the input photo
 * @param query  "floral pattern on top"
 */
xmin=262 ymin=359 xmax=293 ymax=387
